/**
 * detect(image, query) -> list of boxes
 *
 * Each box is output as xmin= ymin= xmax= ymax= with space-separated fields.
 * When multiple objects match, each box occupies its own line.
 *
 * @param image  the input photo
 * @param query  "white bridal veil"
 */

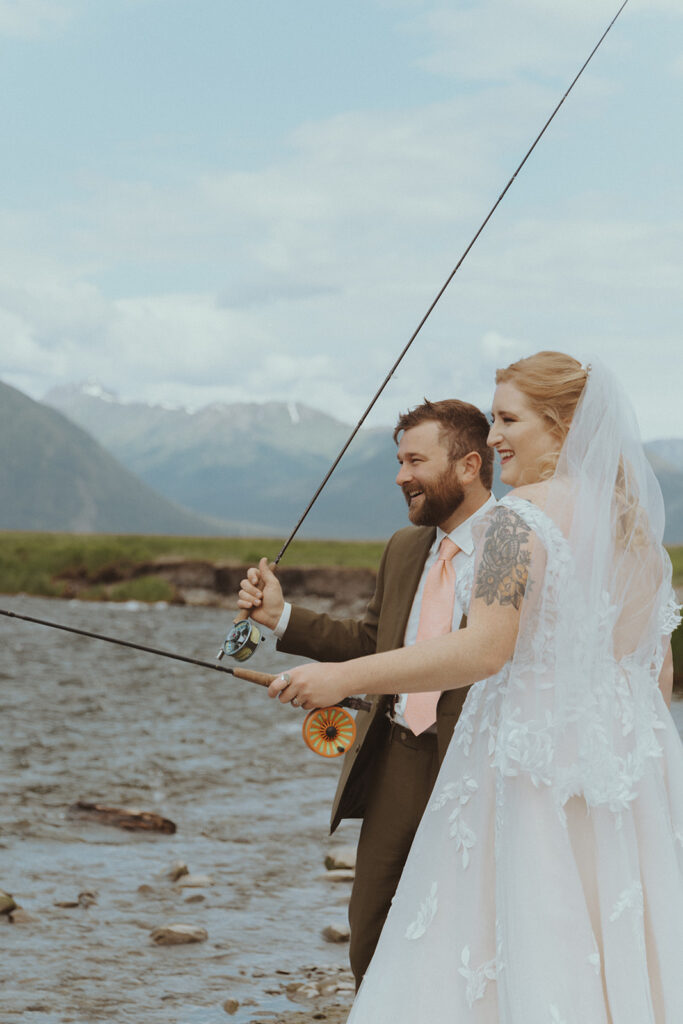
xmin=500 ymin=357 xmax=679 ymax=810
xmin=347 ymin=359 xmax=683 ymax=1024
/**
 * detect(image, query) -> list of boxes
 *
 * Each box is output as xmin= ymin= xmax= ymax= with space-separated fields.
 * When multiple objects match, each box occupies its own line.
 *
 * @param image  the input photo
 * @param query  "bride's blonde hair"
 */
xmin=495 ymin=351 xmax=587 ymax=479
xmin=497 ymin=351 xmax=647 ymax=545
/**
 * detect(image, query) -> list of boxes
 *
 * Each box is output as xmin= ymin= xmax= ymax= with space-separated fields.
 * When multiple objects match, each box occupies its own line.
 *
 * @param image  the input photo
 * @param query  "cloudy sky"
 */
xmin=0 ymin=0 xmax=681 ymax=439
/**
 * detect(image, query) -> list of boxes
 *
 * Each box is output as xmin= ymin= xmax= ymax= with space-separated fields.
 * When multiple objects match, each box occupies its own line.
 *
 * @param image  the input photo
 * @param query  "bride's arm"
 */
xmin=270 ymin=618 xmax=515 ymax=710
xmin=270 ymin=504 xmax=533 ymax=710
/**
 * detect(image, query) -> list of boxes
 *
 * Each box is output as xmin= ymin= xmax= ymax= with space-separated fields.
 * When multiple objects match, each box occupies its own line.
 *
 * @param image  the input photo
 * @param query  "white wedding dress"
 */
xmin=347 ymin=367 xmax=683 ymax=1023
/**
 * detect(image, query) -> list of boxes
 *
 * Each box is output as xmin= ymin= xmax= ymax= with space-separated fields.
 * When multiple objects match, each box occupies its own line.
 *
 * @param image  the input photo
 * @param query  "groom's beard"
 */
xmin=403 ymin=468 xmax=465 ymax=527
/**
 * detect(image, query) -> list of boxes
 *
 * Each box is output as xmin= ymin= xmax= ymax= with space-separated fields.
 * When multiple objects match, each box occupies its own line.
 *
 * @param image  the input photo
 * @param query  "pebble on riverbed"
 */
xmin=54 ymin=890 xmax=98 ymax=909
xmin=321 ymin=924 xmax=350 ymax=943
xmin=283 ymin=965 xmax=356 ymax=1007
xmin=0 ymin=892 xmax=33 ymax=925
xmin=67 ymin=800 xmax=176 ymax=834
xmin=321 ymin=869 xmax=355 ymax=883
xmin=150 ymin=923 xmax=208 ymax=945
xmin=9 ymin=907 xmax=34 ymax=924
xmin=245 ymin=963 xmax=355 ymax=1016
xmin=176 ymin=873 xmax=214 ymax=888
xmin=0 ymin=890 xmax=17 ymax=915
xmin=324 ymin=846 xmax=357 ymax=871
xmin=168 ymin=859 xmax=189 ymax=881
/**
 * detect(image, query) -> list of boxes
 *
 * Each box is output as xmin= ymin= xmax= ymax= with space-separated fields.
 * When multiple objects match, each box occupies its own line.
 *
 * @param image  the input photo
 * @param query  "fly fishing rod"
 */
xmin=218 ymin=0 xmax=631 ymax=663
xmin=0 ymin=1 xmax=631 ymax=755
xmin=0 ymin=606 xmax=370 ymax=757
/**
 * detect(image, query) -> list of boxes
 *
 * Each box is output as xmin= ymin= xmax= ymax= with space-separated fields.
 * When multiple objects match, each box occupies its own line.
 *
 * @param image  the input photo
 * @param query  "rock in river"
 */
xmin=168 ymin=859 xmax=189 ymax=882
xmin=324 ymin=846 xmax=357 ymax=871
xmin=321 ymin=869 xmax=355 ymax=883
xmin=0 ymin=890 xmax=17 ymax=915
xmin=150 ymin=923 xmax=208 ymax=945
xmin=176 ymin=873 xmax=214 ymax=888
xmin=322 ymin=923 xmax=350 ymax=943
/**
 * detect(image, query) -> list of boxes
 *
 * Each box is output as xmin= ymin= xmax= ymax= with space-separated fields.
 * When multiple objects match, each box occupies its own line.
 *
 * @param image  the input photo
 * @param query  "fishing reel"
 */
xmin=226 ymin=660 xmax=366 ymax=758
xmin=211 ymin=565 xmax=365 ymax=755
xmin=217 ymin=609 xmax=265 ymax=663
xmin=302 ymin=705 xmax=358 ymax=758
xmin=216 ymin=610 xmax=364 ymax=757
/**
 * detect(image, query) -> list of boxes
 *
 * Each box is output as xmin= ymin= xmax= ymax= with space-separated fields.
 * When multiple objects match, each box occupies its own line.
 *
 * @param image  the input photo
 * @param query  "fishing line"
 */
xmin=270 ymin=0 xmax=629 ymax=566
xmin=0 ymin=0 xmax=632 ymax=685
xmin=0 ymin=604 xmax=367 ymax=708
xmin=0 ymin=605 xmax=370 ymax=755
xmin=221 ymin=0 xmax=630 ymax=661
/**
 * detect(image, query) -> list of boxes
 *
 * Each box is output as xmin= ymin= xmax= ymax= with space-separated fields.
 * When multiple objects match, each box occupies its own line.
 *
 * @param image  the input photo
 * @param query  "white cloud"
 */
xmin=0 ymin=0 xmax=73 ymax=37
xmin=0 ymin=2 xmax=679 ymax=441
xmin=479 ymin=330 xmax=525 ymax=366
xmin=393 ymin=0 xmax=682 ymax=85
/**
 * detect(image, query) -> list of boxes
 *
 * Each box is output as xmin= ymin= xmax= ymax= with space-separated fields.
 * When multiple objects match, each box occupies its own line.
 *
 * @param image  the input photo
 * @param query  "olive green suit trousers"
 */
xmin=277 ymin=524 xmax=471 ymax=985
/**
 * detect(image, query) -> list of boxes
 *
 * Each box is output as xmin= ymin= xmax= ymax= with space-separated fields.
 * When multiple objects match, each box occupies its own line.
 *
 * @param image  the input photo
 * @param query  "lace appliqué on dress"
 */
xmin=452 ymin=679 xmax=487 ymax=757
xmin=458 ymin=946 xmax=497 ymax=1008
xmin=659 ymin=589 xmax=681 ymax=636
xmin=404 ymin=882 xmax=438 ymax=940
xmin=430 ymin=775 xmax=479 ymax=868
xmin=587 ymin=950 xmax=601 ymax=975
xmin=489 ymin=496 xmax=669 ymax=812
xmin=455 ymin=554 xmax=474 ymax=615
xmin=609 ymin=881 xmax=644 ymax=923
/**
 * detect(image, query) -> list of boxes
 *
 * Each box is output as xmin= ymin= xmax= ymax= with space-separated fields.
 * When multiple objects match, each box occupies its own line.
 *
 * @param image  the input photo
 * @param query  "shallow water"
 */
xmin=0 ymin=596 xmax=359 ymax=1023
xmin=1 ymin=596 xmax=681 ymax=1024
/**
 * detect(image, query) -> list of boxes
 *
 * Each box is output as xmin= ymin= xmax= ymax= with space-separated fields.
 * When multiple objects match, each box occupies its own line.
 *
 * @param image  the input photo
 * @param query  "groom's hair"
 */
xmin=393 ymin=398 xmax=494 ymax=490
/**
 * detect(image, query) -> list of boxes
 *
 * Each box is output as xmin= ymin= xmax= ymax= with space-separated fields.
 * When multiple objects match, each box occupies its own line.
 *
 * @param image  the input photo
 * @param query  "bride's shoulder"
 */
xmin=502 ymin=480 xmax=553 ymax=507
xmin=503 ymin=477 xmax=574 ymax=509
xmin=498 ymin=481 xmax=574 ymax=555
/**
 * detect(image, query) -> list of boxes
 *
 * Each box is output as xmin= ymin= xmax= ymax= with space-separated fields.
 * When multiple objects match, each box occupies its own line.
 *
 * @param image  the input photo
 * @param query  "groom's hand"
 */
xmin=238 ymin=557 xmax=285 ymax=632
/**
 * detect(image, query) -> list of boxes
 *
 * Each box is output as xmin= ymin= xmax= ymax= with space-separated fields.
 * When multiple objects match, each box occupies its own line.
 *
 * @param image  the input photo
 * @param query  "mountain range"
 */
xmin=42 ymin=382 xmax=410 ymax=539
xmin=2 ymin=379 xmax=682 ymax=543
xmin=0 ymin=381 xmax=254 ymax=535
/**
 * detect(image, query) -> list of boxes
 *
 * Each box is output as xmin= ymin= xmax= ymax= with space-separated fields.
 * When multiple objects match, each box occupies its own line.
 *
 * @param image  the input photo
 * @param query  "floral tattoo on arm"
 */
xmin=474 ymin=508 xmax=531 ymax=609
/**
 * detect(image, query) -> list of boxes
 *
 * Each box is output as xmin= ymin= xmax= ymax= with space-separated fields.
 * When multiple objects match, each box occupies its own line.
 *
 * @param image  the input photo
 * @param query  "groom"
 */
xmin=237 ymin=399 xmax=495 ymax=986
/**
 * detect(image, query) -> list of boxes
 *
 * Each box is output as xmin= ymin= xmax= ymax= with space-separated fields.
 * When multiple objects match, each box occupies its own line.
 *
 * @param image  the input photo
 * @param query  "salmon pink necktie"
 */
xmin=404 ymin=536 xmax=460 ymax=735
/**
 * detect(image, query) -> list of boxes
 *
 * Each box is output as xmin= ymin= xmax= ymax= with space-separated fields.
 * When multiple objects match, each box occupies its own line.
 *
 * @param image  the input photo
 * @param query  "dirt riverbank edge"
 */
xmin=57 ymin=557 xmax=378 ymax=616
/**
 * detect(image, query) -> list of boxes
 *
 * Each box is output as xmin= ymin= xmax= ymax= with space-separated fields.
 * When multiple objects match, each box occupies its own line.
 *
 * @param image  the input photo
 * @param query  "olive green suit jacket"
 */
xmin=276 ymin=524 xmax=471 ymax=833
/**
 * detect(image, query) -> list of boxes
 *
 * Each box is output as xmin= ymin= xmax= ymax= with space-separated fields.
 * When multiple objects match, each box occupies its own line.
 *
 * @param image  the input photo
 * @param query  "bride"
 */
xmin=270 ymin=352 xmax=683 ymax=1022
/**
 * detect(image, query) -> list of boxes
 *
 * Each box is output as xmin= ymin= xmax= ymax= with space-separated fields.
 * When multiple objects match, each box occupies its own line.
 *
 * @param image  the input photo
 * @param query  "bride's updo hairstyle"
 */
xmin=495 ymin=350 xmax=588 ymax=479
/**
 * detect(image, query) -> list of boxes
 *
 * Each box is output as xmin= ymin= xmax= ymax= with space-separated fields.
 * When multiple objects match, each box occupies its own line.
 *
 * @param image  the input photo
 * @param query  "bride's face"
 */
xmin=488 ymin=382 xmax=558 ymax=487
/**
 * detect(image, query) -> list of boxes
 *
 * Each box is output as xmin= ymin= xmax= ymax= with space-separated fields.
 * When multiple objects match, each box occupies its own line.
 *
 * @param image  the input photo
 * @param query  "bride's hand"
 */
xmin=268 ymin=662 xmax=352 ymax=710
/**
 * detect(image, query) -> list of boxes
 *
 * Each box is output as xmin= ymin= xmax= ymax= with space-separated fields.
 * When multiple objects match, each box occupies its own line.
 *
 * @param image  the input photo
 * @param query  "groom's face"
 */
xmin=395 ymin=421 xmax=465 ymax=529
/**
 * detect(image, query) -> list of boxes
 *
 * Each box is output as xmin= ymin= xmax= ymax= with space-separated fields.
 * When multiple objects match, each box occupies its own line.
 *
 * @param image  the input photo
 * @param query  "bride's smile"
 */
xmin=488 ymin=381 xmax=559 ymax=487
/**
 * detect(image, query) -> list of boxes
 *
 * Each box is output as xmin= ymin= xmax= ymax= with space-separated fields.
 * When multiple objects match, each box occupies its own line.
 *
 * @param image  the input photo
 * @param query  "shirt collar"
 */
xmin=434 ymin=493 xmax=497 ymax=556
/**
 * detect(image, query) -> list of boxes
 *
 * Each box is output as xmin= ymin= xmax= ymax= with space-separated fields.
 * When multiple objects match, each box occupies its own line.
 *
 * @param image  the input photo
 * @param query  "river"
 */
xmin=1 ymin=596 xmax=681 ymax=1024
xmin=1 ymin=596 xmax=360 ymax=1023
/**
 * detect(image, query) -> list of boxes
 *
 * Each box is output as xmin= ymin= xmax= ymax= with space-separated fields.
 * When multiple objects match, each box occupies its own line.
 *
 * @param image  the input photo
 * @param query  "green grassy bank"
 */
xmin=0 ymin=531 xmax=386 ymax=601
xmin=2 ymin=531 xmax=680 ymax=596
